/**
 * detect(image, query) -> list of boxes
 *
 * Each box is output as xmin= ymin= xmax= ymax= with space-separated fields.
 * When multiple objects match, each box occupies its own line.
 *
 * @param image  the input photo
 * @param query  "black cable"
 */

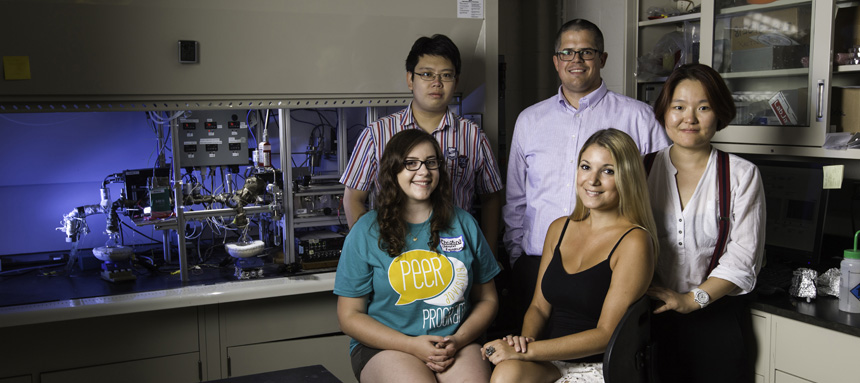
xmin=291 ymin=109 xmax=337 ymax=129
xmin=120 ymin=221 xmax=163 ymax=243
xmin=347 ymin=123 xmax=367 ymax=142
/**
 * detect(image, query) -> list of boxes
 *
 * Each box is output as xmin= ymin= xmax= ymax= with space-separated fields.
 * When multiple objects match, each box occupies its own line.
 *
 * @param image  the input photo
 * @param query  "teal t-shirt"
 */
xmin=333 ymin=207 xmax=500 ymax=353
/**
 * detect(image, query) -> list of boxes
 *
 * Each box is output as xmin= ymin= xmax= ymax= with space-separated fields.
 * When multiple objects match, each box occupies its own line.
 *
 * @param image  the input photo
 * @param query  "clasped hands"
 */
xmin=415 ymin=335 xmax=460 ymax=372
xmin=481 ymin=334 xmax=535 ymax=364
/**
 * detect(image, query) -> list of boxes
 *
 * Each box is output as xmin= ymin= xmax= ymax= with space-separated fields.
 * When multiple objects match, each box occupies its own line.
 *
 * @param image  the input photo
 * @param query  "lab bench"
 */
xmin=5 ymin=263 xmax=860 ymax=383
xmin=0 ymin=272 xmax=356 ymax=383
xmin=749 ymin=289 xmax=860 ymax=383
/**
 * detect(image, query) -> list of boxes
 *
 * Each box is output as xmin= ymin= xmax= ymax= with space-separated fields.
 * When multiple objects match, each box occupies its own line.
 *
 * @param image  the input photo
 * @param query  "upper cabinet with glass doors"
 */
xmin=712 ymin=0 xmax=829 ymax=148
xmin=631 ymin=0 xmax=860 ymax=158
xmin=632 ymin=1 xmax=708 ymax=105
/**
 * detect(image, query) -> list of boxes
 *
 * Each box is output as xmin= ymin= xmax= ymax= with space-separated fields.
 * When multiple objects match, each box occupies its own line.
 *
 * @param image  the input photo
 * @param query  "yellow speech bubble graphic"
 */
xmin=388 ymin=250 xmax=453 ymax=305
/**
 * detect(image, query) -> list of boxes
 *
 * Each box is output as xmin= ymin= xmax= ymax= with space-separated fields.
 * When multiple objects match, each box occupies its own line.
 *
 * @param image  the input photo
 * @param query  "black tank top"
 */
xmin=541 ymin=219 xmax=640 ymax=363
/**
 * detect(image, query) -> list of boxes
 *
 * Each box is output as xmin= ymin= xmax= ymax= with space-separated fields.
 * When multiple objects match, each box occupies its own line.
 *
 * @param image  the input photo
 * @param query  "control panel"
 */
xmin=178 ymin=110 xmax=249 ymax=167
xmin=295 ymin=230 xmax=345 ymax=270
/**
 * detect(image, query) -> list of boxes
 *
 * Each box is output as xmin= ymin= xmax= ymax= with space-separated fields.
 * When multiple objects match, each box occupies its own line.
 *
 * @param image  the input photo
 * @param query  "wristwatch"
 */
xmin=691 ymin=288 xmax=710 ymax=309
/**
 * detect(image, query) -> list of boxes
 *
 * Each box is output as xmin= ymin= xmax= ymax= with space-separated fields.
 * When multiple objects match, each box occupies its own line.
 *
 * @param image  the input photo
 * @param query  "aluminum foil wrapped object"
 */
xmin=816 ymin=268 xmax=841 ymax=297
xmin=790 ymin=268 xmax=818 ymax=302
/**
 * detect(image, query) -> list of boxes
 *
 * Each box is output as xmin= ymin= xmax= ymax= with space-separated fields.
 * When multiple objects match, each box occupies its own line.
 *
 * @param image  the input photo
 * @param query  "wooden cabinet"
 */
xmin=751 ymin=309 xmax=860 ymax=383
xmin=629 ymin=0 xmax=860 ymax=159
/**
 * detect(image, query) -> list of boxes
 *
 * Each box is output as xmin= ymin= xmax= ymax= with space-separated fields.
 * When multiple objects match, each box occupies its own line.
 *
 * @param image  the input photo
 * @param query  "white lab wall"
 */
xmin=561 ymin=0 xmax=632 ymax=95
xmin=0 ymin=0 xmax=485 ymax=99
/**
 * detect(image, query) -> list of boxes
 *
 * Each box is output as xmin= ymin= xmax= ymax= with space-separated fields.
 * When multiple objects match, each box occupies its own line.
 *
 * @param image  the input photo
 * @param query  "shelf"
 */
xmin=713 ymin=142 xmax=860 ymax=160
xmin=0 ymin=94 xmax=415 ymax=114
xmin=835 ymin=64 xmax=860 ymax=73
xmin=293 ymin=186 xmax=345 ymax=196
xmin=638 ymin=12 xmax=700 ymax=27
xmin=720 ymin=68 xmax=808 ymax=79
xmin=636 ymin=76 xmax=668 ymax=84
xmin=293 ymin=216 xmax=346 ymax=229
xmin=718 ymin=0 xmax=811 ymax=16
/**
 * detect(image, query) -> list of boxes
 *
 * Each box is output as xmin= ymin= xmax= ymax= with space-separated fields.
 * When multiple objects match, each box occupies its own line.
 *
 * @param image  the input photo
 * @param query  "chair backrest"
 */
xmin=603 ymin=296 xmax=653 ymax=383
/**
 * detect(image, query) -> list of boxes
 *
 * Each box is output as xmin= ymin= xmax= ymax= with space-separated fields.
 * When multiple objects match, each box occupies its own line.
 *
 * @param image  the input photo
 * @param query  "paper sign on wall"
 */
xmin=458 ymin=0 xmax=483 ymax=19
xmin=823 ymin=165 xmax=844 ymax=189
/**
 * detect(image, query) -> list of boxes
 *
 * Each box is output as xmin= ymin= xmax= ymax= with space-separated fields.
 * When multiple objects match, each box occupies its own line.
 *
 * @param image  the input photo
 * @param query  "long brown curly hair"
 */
xmin=375 ymin=129 xmax=453 ymax=257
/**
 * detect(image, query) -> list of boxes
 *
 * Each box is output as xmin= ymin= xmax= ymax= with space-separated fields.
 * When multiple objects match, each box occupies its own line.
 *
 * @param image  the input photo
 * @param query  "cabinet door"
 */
xmin=751 ymin=309 xmax=772 ymax=383
xmin=40 ymin=352 xmax=200 ymax=383
xmin=773 ymin=315 xmax=860 ymax=383
xmin=831 ymin=2 xmax=860 ymax=135
xmin=227 ymin=335 xmax=354 ymax=383
xmin=711 ymin=0 xmax=833 ymax=147
xmin=632 ymin=1 xmax=707 ymax=103
xmin=0 ymin=307 xmax=200 ymax=378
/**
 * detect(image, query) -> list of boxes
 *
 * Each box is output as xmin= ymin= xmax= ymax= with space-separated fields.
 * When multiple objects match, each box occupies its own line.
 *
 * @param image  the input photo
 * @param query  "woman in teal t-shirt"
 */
xmin=334 ymin=129 xmax=500 ymax=382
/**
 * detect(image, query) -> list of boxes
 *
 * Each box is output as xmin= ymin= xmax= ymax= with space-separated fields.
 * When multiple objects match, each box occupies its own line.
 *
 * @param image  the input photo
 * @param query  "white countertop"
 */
xmin=0 ymin=272 xmax=336 ymax=328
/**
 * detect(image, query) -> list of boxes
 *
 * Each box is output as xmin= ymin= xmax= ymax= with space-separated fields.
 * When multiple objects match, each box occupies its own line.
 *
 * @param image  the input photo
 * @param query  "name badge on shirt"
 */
xmin=445 ymin=147 xmax=459 ymax=160
xmin=440 ymin=236 xmax=465 ymax=252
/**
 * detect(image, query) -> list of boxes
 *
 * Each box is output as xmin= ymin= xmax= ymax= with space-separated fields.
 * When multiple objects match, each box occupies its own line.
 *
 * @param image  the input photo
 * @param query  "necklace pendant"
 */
xmin=412 ymin=237 xmax=418 ymax=242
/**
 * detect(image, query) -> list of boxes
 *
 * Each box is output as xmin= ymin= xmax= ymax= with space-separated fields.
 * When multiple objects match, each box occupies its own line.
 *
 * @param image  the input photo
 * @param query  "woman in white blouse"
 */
xmin=645 ymin=63 xmax=765 ymax=383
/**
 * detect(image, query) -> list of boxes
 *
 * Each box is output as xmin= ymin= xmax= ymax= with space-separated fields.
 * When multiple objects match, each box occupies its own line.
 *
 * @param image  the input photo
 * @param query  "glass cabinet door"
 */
xmin=711 ymin=0 xmax=833 ymax=147
xmin=633 ymin=1 xmax=704 ymax=104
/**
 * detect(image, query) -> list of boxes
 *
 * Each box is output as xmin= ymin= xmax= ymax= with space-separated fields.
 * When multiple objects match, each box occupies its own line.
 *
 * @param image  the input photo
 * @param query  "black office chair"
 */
xmin=603 ymin=296 xmax=654 ymax=383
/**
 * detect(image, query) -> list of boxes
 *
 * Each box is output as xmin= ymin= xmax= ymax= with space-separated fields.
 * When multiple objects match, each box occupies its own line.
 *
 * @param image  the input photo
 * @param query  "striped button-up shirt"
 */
xmin=340 ymin=103 xmax=503 ymax=212
xmin=503 ymin=83 xmax=671 ymax=265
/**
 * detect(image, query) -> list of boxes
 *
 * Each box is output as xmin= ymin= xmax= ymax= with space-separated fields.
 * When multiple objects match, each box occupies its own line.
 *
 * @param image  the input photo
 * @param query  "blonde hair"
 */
xmin=571 ymin=129 xmax=659 ymax=255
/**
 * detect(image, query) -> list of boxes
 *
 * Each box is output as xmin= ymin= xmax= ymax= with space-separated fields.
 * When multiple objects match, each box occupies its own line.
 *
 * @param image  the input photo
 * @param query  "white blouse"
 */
xmin=647 ymin=147 xmax=766 ymax=295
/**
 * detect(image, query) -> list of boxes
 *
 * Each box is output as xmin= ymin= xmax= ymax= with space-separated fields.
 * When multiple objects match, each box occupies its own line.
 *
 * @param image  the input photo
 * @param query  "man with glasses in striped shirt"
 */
xmin=340 ymin=34 xmax=504 ymax=258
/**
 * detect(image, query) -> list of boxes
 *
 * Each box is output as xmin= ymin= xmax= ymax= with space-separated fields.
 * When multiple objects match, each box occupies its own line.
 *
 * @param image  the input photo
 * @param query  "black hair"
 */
xmin=555 ymin=19 xmax=604 ymax=52
xmin=405 ymin=34 xmax=462 ymax=76
xmin=653 ymin=63 xmax=736 ymax=131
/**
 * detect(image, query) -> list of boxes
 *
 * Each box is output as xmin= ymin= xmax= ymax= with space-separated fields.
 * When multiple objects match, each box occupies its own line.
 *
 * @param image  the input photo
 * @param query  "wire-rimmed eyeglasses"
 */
xmin=555 ymin=48 xmax=601 ymax=61
xmin=403 ymin=159 xmax=441 ymax=171
xmin=415 ymin=72 xmax=457 ymax=82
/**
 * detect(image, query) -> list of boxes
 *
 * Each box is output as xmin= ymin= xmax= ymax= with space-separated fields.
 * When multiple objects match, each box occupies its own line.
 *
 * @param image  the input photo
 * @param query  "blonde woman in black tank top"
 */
xmin=483 ymin=129 xmax=658 ymax=383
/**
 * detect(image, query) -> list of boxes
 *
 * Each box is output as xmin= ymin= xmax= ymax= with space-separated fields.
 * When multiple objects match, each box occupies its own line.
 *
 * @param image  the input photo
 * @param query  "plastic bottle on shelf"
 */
xmin=839 ymin=230 xmax=860 ymax=313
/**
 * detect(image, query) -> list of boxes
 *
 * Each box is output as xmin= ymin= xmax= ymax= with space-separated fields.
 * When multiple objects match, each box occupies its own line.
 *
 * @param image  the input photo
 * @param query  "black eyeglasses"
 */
xmin=415 ymin=72 xmax=457 ymax=82
xmin=555 ymin=48 xmax=601 ymax=61
xmin=403 ymin=159 xmax=441 ymax=171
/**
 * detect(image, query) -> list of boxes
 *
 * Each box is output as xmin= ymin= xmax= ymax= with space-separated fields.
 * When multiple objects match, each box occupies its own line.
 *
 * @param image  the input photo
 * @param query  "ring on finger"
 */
xmin=485 ymin=346 xmax=496 ymax=357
